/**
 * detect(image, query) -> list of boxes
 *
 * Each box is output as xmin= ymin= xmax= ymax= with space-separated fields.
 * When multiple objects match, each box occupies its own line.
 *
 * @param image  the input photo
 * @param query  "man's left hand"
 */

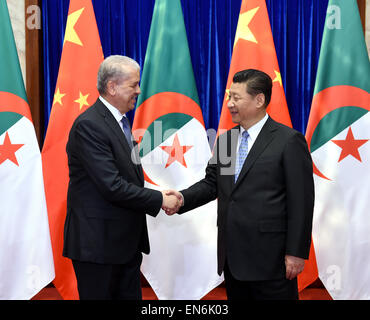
xmin=285 ymin=255 xmax=305 ymax=280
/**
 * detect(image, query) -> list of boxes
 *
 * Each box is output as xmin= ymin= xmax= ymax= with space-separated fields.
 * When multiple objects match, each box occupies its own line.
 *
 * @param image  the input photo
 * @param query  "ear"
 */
xmin=255 ymin=93 xmax=266 ymax=108
xmin=106 ymin=80 xmax=116 ymax=96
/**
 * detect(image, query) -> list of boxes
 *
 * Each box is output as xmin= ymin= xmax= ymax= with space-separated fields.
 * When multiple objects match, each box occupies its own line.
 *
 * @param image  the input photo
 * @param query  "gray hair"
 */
xmin=97 ymin=55 xmax=140 ymax=95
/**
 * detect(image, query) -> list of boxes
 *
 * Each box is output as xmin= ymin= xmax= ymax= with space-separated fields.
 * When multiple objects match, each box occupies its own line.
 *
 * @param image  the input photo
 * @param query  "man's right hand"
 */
xmin=161 ymin=190 xmax=184 ymax=215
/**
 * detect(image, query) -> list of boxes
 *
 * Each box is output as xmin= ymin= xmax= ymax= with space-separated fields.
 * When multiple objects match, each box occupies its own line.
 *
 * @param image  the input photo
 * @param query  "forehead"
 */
xmin=229 ymin=82 xmax=247 ymax=95
xmin=124 ymin=67 xmax=140 ymax=82
xmin=114 ymin=65 xmax=140 ymax=85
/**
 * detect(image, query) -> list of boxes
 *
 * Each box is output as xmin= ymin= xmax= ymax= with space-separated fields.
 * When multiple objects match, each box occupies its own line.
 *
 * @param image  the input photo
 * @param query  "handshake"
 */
xmin=161 ymin=190 xmax=184 ymax=216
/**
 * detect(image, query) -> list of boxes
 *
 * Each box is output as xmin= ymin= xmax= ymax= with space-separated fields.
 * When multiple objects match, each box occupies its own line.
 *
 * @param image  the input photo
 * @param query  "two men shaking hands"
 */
xmin=64 ymin=54 xmax=314 ymax=300
xmin=161 ymin=190 xmax=184 ymax=215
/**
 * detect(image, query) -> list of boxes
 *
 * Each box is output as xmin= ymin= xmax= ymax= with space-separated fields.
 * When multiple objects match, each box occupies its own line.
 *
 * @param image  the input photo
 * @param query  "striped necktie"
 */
xmin=235 ymin=130 xmax=249 ymax=182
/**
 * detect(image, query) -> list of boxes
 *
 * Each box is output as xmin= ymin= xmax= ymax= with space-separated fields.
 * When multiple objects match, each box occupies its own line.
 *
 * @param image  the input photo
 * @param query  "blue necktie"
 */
xmin=235 ymin=130 xmax=249 ymax=182
xmin=120 ymin=116 xmax=134 ymax=150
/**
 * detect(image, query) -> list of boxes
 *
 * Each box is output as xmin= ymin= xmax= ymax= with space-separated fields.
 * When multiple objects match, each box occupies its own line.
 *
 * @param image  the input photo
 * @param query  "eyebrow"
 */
xmin=229 ymin=91 xmax=241 ymax=97
xmin=129 ymin=79 xmax=140 ymax=86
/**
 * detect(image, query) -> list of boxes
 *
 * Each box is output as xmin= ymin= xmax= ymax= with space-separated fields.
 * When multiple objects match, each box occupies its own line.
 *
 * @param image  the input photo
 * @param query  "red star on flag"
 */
xmin=332 ymin=127 xmax=369 ymax=162
xmin=160 ymin=134 xmax=193 ymax=168
xmin=0 ymin=132 xmax=24 ymax=166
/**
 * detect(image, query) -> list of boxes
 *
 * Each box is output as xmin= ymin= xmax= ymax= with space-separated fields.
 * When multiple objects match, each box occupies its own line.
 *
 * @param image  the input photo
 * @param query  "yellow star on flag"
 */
xmin=74 ymin=91 xmax=90 ymax=110
xmin=64 ymin=7 xmax=85 ymax=46
xmin=234 ymin=7 xmax=259 ymax=47
xmin=225 ymin=88 xmax=230 ymax=101
xmin=53 ymin=88 xmax=66 ymax=106
xmin=273 ymin=70 xmax=283 ymax=87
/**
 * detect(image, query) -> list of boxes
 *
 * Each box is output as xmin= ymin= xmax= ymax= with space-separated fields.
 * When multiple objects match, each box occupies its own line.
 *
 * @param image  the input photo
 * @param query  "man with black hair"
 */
xmin=166 ymin=69 xmax=314 ymax=300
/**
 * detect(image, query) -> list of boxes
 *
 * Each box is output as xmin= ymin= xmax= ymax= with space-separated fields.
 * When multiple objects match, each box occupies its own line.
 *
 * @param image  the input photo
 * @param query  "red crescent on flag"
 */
xmin=306 ymin=85 xmax=370 ymax=180
xmin=133 ymin=92 xmax=204 ymax=138
xmin=0 ymin=91 xmax=32 ymax=122
xmin=133 ymin=92 xmax=204 ymax=186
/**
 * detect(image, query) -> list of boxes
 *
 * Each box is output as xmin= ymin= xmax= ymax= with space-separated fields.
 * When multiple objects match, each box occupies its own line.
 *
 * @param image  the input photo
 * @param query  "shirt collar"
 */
xmin=240 ymin=113 xmax=269 ymax=142
xmin=99 ymin=96 xmax=126 ymax=123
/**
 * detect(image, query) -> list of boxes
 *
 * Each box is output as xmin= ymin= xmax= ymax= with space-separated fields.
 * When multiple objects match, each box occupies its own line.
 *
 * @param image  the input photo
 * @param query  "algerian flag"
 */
xmin=132 ymin=0 xmax=223 ymax=299
xmin=0 ymin=1 xmax=54 ymax=299
xmin=305 ymin=0 xmax=370 ymax=300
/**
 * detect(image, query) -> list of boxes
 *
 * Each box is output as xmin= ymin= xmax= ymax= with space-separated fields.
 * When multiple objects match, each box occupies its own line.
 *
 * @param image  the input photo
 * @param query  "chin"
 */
xmin=130 ymin=99 xmax=138 ymax=109
xmin=231 ymin=116 xmax=240 ymax=124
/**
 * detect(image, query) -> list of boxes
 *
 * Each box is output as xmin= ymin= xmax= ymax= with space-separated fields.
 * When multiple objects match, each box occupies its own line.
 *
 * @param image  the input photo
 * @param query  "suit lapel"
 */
xmin=232 ymin=117 xmax=277 ymax=191
xmin=96 ymin=100 xmax=144 ymax=182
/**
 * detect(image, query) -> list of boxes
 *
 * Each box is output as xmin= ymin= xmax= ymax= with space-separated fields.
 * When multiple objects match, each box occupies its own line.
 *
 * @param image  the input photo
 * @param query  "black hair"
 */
xmin=233 ymin=69 xmax=272 ymax=107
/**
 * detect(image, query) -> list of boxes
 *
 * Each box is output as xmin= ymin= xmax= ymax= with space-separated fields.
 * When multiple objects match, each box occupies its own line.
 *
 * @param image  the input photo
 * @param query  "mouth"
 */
xmin=131 ymin=96 xmax=138 ymax=104
xmin=229 ymin=110 xmax=240 ymax=124
xmin=128 ymin=97 xmax=138 ymax=110
xmin=229 ymin=110 xmax=238 ymax=117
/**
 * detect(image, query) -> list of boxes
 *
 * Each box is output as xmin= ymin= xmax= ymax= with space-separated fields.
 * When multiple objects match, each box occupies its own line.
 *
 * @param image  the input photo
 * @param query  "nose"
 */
xmin=136 ymin=84 xmax=141 ymax=95
xmin=227 ymin=99 xmax=234 ymax=109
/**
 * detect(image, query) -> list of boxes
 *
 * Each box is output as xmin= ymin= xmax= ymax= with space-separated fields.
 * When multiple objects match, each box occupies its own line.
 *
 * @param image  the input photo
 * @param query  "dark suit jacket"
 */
xmin=180 ymin=117 xmax=314 ymax=281
xmin=63 ymin=98 xmax=163 ymax=265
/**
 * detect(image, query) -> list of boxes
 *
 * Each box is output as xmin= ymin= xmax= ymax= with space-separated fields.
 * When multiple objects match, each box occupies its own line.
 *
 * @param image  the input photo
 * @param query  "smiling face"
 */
xmin=227 ymin=81 xmax=266 ymax=130
xmin=106 ymin=67 xmax=141 ymax=114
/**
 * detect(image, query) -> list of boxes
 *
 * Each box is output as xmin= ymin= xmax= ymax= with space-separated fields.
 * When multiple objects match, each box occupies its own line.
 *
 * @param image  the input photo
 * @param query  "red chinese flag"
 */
xmin=298 ymin=241 xmax=318 ymax=292
xmin=41 ymin=0 xmax=104 ymax=300
xmin=218 ymin=0 xmax=317 ymax=291
xmin=218 ymin=0 xmax=291 ymax=133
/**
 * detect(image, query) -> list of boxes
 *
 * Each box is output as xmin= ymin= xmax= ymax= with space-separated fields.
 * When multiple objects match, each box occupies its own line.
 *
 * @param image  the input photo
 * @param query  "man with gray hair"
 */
xmin=63 ymin=55 xmax=179 ymax=299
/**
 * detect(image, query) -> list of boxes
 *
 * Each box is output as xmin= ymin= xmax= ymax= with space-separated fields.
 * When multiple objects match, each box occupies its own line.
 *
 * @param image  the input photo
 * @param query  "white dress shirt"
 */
xmin=236 ymin=113 xmax=269 ymax=157
xmin=99 ymin=96 xmax=128 ymax=134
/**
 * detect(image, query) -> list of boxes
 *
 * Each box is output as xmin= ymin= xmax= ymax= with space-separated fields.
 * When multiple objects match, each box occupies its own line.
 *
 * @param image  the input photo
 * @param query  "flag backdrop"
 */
xmin=41 ymin=0 xmax=104 ymax=300
xmin=305 ymin=0 xmax=370 ymax=299
xmin=217 ymin=0 xmax=292 ymax=133
xmin=133 ymin=0 xmax=223 ymax=299
xmin=0 ymin=1 xmax=54 ymax=299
